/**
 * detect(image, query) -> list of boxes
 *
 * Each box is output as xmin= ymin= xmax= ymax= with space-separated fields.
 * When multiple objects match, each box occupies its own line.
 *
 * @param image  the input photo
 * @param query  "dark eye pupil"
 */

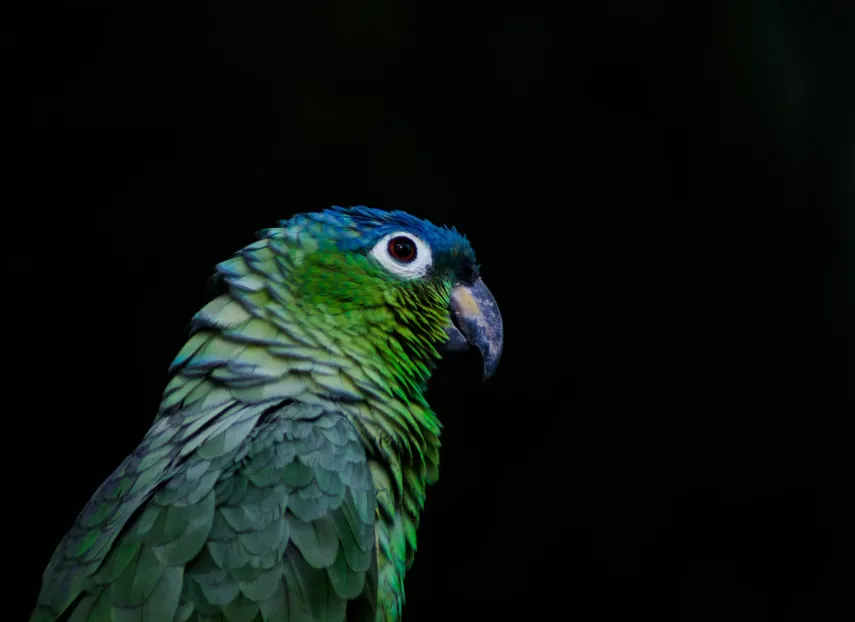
xmin=388 ymin=236 xmax=417 ymax=262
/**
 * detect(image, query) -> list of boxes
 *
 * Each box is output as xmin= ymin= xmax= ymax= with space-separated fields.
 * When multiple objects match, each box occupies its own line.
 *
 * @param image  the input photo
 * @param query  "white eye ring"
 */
xmin=369 ymin=231 xmax=433 ymax=279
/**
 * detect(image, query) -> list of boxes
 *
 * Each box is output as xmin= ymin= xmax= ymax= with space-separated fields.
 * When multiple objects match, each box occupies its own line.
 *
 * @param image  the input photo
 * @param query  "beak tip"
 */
xmin=479 ymin=329 xmax=503 ymax=382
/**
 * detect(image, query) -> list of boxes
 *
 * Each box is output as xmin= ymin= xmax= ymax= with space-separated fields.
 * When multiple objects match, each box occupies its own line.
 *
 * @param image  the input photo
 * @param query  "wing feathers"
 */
xmin=35 ymin=402 xmax=377 ymax=622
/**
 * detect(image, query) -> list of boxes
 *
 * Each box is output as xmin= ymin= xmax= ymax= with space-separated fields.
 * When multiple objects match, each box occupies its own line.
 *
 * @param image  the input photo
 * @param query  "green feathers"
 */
xmin=39 ymin=402 xmax=376 ymax=622
xmin=33 ymin=207 xmax=497 ymax=622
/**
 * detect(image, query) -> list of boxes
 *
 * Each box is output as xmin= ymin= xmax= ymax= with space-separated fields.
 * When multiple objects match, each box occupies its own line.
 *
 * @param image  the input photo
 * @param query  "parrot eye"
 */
xmin=387 ymin=236 xmax=417 ymax=263
xmin=370 ymin=231 xmax=433 ymax=279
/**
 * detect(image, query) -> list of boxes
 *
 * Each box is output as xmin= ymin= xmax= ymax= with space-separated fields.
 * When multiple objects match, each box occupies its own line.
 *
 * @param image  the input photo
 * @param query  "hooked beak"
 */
xmin=441 ymin=278 xmax=504 ymax=380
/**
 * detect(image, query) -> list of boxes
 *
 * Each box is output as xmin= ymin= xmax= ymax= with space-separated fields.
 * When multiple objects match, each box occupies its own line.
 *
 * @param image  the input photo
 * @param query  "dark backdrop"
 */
xmin=9 ymin=1 xmax=853 ymax=620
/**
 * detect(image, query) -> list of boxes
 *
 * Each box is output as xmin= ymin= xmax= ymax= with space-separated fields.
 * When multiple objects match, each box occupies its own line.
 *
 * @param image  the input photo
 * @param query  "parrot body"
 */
xmin=32 ymin=207 xmax=503 ymax=622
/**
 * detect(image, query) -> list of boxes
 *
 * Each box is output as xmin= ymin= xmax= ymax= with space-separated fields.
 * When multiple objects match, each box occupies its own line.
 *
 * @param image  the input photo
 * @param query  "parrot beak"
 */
xmin=442 ymin=278 xmax=504 ymax=380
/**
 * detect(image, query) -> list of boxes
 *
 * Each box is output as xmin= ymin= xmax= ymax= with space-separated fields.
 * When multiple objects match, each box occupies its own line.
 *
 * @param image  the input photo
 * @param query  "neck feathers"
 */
xmin=164 ymin=232 xmax=444 ymax=506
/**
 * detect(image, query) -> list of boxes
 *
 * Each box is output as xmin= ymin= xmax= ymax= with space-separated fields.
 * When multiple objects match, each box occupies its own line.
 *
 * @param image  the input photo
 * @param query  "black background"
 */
xmin=9 ymin=1 xmax=853 ymax=620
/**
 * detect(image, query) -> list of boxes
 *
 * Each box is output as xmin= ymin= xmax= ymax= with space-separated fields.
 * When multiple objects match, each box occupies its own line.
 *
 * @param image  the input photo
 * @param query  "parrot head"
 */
xmin=258 ymin=205 xmax=503 ymax=382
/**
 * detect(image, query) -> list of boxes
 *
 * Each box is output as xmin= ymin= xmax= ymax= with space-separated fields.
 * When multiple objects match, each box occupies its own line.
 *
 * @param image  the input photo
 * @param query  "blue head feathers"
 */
xmin=273 ymin=205 xmax=479 ymax=280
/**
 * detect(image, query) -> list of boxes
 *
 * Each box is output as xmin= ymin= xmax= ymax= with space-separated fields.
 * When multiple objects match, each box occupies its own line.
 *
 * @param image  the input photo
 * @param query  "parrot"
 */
xmin=31 ymin=206 xmax=503 ymax=622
